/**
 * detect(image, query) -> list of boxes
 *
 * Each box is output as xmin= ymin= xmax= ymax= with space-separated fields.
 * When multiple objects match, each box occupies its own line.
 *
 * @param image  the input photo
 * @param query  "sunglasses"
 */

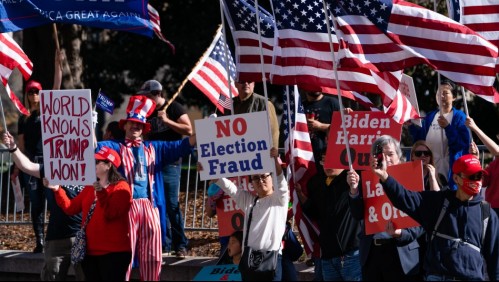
xmin=251 ymin=174 xmax=271 ymax=182
xmin=460 ymin=173 xmax=483 ymax=181
xmin=27 ymin=89 xmax=39 ymax=95
xmin=413 ymin=150 xmax=431 ymax=157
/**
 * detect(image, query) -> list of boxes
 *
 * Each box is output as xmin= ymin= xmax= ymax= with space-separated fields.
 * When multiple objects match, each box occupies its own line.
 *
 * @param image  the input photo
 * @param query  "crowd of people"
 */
xmin=3 ymin=77 xmax=499 ymax=281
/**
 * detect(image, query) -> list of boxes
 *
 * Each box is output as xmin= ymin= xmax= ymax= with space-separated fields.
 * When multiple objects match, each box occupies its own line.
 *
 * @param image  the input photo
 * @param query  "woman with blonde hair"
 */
xmin=410 ymin=140 xmax=448 ymax=191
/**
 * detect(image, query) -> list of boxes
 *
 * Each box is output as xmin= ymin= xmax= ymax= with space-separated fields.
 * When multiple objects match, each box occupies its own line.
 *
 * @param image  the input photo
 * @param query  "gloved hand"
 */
xmin=92 ymin=110 xmax=98 ymax=128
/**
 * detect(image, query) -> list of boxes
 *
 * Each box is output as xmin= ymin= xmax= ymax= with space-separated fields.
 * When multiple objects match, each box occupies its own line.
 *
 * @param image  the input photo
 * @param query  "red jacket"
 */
xmin=54 ymin=180 xmax=132 ymax=255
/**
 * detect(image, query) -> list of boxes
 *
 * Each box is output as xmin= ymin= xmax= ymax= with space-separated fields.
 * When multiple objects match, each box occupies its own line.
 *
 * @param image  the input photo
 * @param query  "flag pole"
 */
xmin=219 ymin=1 xmax=235 ymax=114
xmin=0 ymin=90 xmax=8 ymax=133
xmin=254 ymin=0 xmax=278 ymax=183
xmin=460 ymin=86 xmax=473 ymax=142
xmin=165 ymin=27 xmax=223 ymax=113
xmin=436 ymin=0 xmax=446 ymax=156
xmin=321 ymin=0 xmax=353 ymax=170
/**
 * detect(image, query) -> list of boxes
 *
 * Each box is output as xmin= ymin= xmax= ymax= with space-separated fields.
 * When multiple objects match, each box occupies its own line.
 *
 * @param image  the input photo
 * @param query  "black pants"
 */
xmin=81 ymin=252 xmax=132 ymax=281
xmin=363 ymin=241 xmax=420 ymax=281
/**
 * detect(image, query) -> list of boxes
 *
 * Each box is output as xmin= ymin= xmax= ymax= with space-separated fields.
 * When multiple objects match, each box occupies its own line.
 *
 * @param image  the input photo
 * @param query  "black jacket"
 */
xmin=301 ymin=169 xmax=361 ymax=259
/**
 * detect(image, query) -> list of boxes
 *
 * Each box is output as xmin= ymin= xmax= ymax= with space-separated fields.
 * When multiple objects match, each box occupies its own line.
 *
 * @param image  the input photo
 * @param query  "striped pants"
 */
xmin=126 ymin=198 xmax=162 ymax=281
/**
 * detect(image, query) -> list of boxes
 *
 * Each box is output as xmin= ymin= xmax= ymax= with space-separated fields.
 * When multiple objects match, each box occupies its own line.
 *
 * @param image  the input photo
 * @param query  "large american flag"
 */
xmin=0 ymin=33 xmax=31 ymax=115
xmin=332 ymin=0 xmax=499 ymax=99
xmin=222 ymin=0 xmax=275 ymax=82
xmin=283 ymin=85 xmax=319 ymax=256
xmin=187 ymin=27 xmax=237 ymax=113
xmin=271 ymin=0 xmax=395 ymax=97
xmin=148 ymin=4 xmax=176 ymax=53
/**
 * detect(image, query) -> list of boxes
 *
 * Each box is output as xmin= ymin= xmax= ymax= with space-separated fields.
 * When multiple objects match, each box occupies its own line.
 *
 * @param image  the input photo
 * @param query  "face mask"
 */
xmin=461 ymin=178 xmax=482 ymax=196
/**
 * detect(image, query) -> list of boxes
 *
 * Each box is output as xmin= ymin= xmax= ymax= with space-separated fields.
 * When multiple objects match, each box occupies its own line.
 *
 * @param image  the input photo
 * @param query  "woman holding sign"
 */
xmin=347 ymin=135 xmax=425 ymax=281
xmin=198 ymin=147 xmax=288 ymax=281
xmin=43 ymin=146 xmax=132 ymax=281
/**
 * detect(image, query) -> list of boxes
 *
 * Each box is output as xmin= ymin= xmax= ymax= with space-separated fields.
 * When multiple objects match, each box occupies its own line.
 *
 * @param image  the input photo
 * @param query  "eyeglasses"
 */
xmin=95 ymin=160 xmax=107 ymax=165
xmin=237 ymin=81 xmax=252 ymax=85
xmin=460 ymin=173 xmax=483 ymax=181
xmin=413 ymin=150 xmax=431 ymax=157
xmin=251 ymin=174 xmax=271 ymax=182
xmin=27 ymin=89 xmax=39 ymax=95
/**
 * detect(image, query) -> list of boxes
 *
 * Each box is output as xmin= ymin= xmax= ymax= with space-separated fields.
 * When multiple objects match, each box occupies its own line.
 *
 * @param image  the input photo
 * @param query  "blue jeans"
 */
xmin=425 ymin=274 xmax=479 ymax=281
xmin=322 ymin=249 xmax=362 ymax=281
xmin=162 ymin=164 xmax=188 ymax=252
xmin=281 ymin=254 xmax=298 ymax=281
xmin=273 ymin=254 xmax=283 ymax=281
xmin=24 ymin=170 xmax=46 ymax=239
xmin=314 ymin=256 xmax=323 ymax=281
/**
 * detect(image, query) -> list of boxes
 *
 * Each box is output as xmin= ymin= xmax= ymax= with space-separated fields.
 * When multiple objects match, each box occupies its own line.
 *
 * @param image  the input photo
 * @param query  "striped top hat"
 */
xmin=119 ymin=95 xmax=156 ymax=134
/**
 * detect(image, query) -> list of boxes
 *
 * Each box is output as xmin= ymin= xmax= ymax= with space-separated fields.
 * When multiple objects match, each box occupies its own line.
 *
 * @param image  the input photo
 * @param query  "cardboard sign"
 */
xmin=399 ymin=74 xmax=421 ymax=127
xmin=192 ymin=264 xmax=241 ymax=281
xmin=324 ymin=111 xmax=403 ymax=170
xmin=361 ymin=161 xmax=424 ymax=235
xmin=40 ymin=90 xmax=96 ymax=186
xmin=196 ymin=112 xmax=273 ymax=181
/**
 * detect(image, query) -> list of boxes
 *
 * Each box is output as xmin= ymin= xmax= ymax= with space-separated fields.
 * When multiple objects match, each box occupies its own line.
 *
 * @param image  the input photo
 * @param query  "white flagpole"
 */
xmin=219 ymin=1 xmax=236 ymax=114
xmin=321 ymin=0 xmax=353 ymax=170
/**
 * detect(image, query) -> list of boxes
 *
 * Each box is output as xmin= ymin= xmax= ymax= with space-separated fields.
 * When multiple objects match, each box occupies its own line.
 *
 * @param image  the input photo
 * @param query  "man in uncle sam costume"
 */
xmin=96 ymin=95 xmax=197 ymax=281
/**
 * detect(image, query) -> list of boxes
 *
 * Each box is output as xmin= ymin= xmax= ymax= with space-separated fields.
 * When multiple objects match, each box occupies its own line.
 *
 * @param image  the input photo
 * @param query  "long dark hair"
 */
xmin=107 ymin=164 xmax=126 ymax=184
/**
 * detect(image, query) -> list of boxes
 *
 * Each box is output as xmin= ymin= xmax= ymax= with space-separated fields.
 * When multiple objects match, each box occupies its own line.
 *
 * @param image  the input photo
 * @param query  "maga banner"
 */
xmin=0 ymin=0 xmax=152 ymax=37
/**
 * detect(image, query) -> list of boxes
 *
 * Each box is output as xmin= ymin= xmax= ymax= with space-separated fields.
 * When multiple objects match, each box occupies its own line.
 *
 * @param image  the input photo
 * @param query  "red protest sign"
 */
xmin=216 ymin=194 xmax=244 ymax=237
xmin=324 ymin=111 xmax=402 ymax=170
xmin=361 ymin=161 xmax=424 ymax=235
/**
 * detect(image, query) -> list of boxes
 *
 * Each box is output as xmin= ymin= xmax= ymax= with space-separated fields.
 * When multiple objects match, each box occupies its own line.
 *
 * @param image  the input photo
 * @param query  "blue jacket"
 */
xmin=382 ymin=176 xmax=499 ymax=280
xmin=409 ymin=107 xmax=470 ymax=190
xmin=349 ymin=184 xmax=424 ymax=276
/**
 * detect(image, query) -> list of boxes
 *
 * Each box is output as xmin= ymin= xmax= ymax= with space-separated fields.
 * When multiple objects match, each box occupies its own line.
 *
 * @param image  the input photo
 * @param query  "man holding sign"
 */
xmin=368 ymin=153 xmax=499 ymax=281
xmin=347 ymin=135 xmax=424 ymax=281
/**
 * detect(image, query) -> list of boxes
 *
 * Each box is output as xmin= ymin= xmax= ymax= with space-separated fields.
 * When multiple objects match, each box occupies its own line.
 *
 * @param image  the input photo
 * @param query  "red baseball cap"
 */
xmin=95 ymin=146 xmax=121 ymax=168
xmin=452 ymin=154 xmax=487 ymax=176
xmin=26 ymin=80 xmax=42 ymax=92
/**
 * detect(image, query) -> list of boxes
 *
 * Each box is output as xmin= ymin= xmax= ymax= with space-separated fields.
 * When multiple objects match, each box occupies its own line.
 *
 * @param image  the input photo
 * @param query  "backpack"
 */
xmin=431 ymin=198 xmax=490 ymax=252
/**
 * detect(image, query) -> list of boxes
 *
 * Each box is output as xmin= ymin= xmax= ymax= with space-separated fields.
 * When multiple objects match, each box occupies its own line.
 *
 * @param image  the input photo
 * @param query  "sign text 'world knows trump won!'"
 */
xmin=195 ymin=112 xmax=274 ymax=181
xmin=40 ymin=89 xmax=97 ymax=186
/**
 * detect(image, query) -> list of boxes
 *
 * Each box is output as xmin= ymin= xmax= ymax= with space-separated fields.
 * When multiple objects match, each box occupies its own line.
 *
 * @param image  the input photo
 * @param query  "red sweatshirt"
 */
xmin=54 ymin=180 xmax=132 ymax=256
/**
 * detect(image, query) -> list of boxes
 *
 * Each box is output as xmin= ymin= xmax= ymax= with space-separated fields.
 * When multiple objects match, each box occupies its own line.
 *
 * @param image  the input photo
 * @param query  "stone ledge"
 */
xmin=0 ymin=251 xmax=315 ymax=281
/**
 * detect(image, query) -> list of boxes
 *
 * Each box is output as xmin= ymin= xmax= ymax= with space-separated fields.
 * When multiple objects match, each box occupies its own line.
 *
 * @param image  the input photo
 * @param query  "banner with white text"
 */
xmin=361 ymin=161 xmax=424 ymax=235
xmin=324 ymin=111 xmax=403 ymax=170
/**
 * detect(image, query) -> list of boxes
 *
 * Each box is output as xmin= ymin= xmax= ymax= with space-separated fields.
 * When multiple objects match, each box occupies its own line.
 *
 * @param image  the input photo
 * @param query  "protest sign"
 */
xmin=192 ymin=264 xmax=241 ymax=281
xmin=324 ymin=111 xmax=402 ymax=170
xmin=361 ymin=161 xmax=424 ymax=235
xmin=195 ymin=112 xmax=273 ymax=181
xmin=40 ymin=89 xmax=96 ymax=186
xmin=399 ymin=74 xmax=422 ymax=127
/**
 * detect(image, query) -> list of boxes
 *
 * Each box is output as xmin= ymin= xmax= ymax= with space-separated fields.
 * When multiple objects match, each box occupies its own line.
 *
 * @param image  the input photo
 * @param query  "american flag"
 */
xmin=331 ymin=0 xmax=499 ymax=98
xmin=269 ymin=0 xmax=418 ymax=123
xmin=271 ymin=0 xmax=396 ymax=97
xmin=283 ymin=85 xmax=319 ymax=257
xmin=148 ymin=4 xmax=176 ymax=53
xmin=0 ymin=33 xmax=31 ymax=115
xmin=187 ymin=26 xmax=237 ymax=114
xmin=447 ymin=0 xmax=499 ymax=102
xmin=448 ymin=0 xmax=499 ymax=48
xmin=222 ymin=0 xmax=275 ymax=82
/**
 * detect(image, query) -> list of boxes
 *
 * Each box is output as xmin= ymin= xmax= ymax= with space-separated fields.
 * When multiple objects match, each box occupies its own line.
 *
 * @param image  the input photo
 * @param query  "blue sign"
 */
xmin=0 ymin=0 xmax=153 ymax=37
xmin=192 ymin=264 xmax=241 ymax=281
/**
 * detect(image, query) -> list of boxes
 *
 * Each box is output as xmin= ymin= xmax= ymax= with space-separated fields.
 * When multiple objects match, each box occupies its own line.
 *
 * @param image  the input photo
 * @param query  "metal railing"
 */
xmin=0 ymin=146 xmax=491 ymax=231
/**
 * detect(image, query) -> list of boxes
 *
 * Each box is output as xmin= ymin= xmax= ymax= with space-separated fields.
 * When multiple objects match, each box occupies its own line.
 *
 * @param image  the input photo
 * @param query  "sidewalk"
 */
xmin=0 ymin=250 xmax=315 ymax=281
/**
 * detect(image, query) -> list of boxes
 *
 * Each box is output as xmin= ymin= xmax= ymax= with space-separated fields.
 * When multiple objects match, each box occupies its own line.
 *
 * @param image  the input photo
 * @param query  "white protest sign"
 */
xmin=40 ymin=90 xmax=96 ymax=186
xmin=400 ymin=74 xmax=421 ymax=127
xmin=195 ymin=111 xmax=274 ymax=181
